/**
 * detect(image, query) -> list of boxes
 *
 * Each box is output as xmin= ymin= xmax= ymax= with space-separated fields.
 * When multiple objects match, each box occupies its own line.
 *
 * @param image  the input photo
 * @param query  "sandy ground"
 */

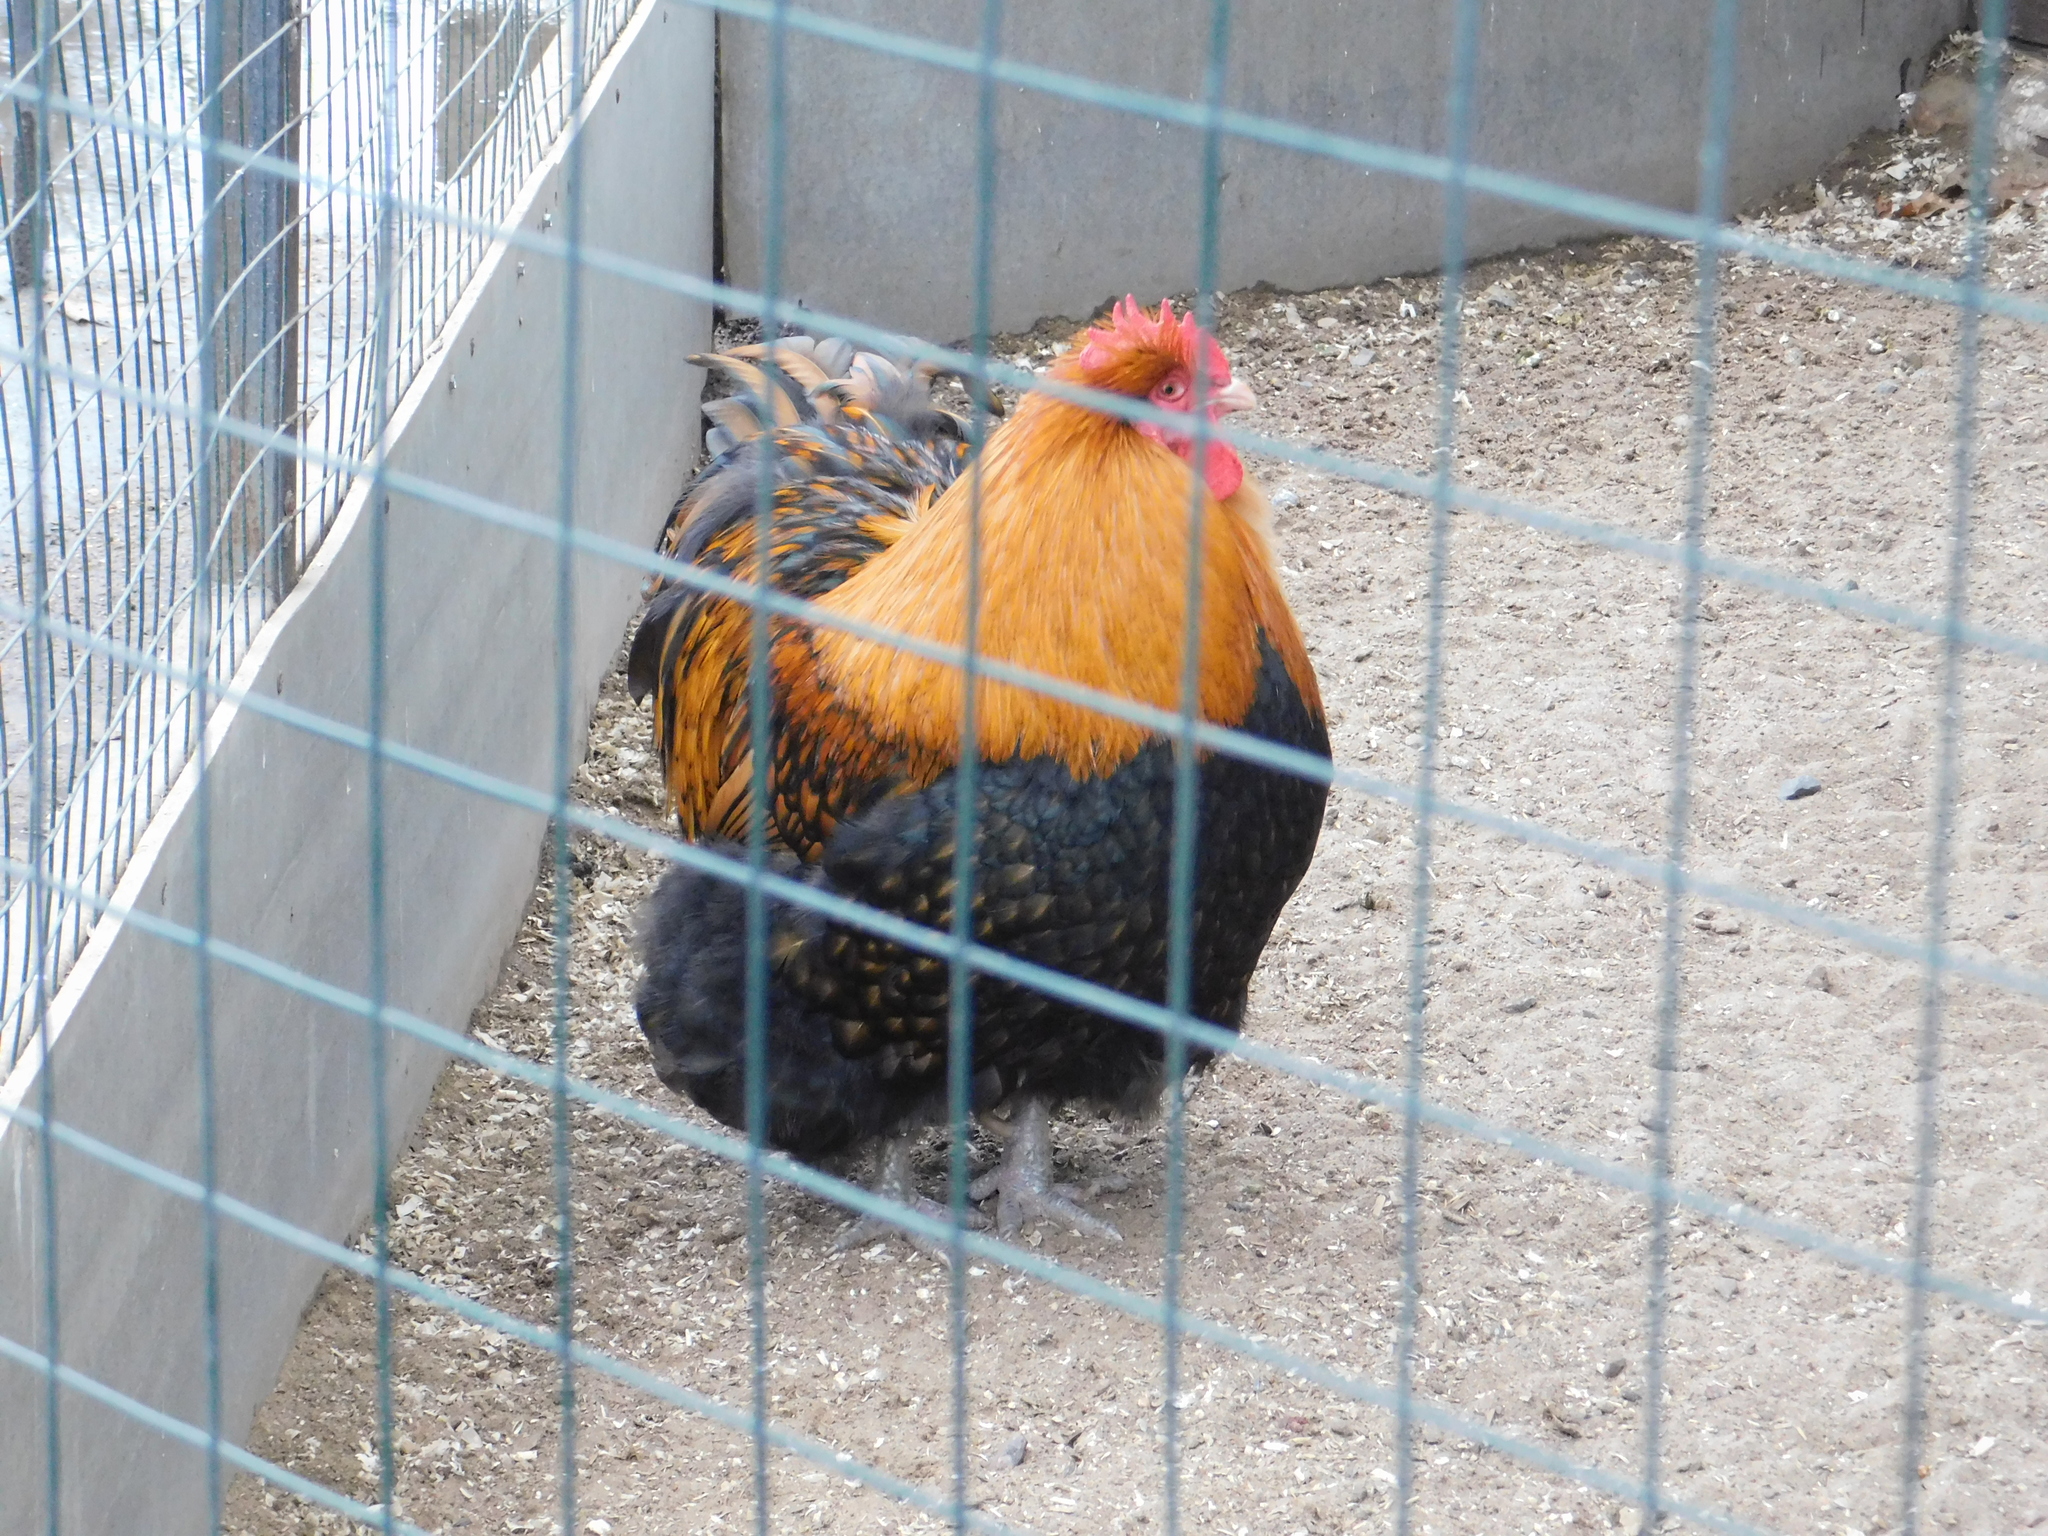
xmin=221 ymin=50 xmax=2048 ymax=1536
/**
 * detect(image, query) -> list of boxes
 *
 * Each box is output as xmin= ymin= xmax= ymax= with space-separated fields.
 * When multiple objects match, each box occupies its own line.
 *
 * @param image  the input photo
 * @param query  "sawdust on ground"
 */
xmin=223 ymin=46 xmax=2048 ymax=1536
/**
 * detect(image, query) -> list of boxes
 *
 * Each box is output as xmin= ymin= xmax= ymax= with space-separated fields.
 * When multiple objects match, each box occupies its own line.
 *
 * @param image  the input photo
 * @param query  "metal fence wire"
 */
xmin=2 ymin=0 xmax=2046 ymax=1532
xmin=0 ymin=0 xmax=631 ymax=1069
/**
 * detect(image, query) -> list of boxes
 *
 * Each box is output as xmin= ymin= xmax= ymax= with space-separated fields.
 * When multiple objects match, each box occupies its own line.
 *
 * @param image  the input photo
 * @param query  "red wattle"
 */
xmin=1203 ymin=440 xmax=1244 ymax=500
xmin=1139 ymin=420 xmax=1244 ymax=500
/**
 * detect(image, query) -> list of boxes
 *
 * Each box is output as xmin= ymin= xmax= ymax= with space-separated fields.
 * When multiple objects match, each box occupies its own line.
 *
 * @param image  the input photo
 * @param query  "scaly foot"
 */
xmin=969 ymin=1096 xmax=1123 ymax=1243
xmin=834 ymin=1133 xmax=986 ymax=1263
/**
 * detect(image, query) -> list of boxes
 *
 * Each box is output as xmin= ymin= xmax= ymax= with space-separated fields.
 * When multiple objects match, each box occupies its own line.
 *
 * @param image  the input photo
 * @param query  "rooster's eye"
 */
xmin=1156 ymin=378 xmax=1187 ymax=401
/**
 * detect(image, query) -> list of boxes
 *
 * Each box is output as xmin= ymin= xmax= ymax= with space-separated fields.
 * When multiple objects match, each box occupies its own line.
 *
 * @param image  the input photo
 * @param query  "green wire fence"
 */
xmin=3 ymin=0 xmax=2045 ymax=1532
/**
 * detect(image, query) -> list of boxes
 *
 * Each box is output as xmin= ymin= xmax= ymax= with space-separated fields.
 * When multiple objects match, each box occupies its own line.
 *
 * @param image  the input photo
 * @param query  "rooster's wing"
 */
xmin=627 ymin=343 xmax=977 ymax=849
xmin=768 ymin=632 xmax=1329 ymax=1107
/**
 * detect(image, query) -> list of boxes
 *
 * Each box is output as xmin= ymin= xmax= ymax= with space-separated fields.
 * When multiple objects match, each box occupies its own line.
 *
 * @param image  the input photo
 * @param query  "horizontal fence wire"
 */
xmin=0 ymin=1330 xmax=438 ymax=1536
xmin=3 ymin=0 xmax=2043 ymax=1533
xmin=6 ymin=524 xmax=2048 ymax=1018
xmin=12 ymin=19 xmax=2048 ymax=335
xmin=0 ymin=1090 xmax=1775 ymax=1536
xmin=5 ymin=111 xmax=2047 ymax=676
xmin=2 ymin=644 xmax=2046 ymax=1329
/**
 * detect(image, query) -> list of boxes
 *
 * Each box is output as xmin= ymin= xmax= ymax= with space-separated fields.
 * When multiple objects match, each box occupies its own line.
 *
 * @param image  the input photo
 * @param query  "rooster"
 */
xmin=630 ymin=300 xmax=1328 ymax=1245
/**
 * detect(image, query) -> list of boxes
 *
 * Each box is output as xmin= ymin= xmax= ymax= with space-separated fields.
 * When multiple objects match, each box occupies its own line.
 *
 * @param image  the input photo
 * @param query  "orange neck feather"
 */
xmin=805 ymin=391 xmax=1322 ymax=780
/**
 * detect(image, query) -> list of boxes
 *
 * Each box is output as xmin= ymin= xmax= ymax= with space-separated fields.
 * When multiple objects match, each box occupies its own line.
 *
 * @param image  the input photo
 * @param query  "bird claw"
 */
xmin=831 ymin=1133 xmax=987 ymax=1265
xmin=832 ymin=1196 xmax=987 ymax=1266
xmin=969 ymin=1096 xmax=1124 ymax=1244
xmin=976 ymin=1180 xmax=1123 ymax=1244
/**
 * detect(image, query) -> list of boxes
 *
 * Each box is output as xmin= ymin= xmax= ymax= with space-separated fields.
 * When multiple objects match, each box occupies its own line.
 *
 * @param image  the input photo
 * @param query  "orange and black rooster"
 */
xmin=630 ymin=301 xmax=1328 ymax=1242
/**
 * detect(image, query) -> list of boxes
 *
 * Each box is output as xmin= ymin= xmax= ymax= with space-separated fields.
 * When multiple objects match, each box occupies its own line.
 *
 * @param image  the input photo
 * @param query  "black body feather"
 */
xmin=635 ymin=634 xmax=1328 ymax=1160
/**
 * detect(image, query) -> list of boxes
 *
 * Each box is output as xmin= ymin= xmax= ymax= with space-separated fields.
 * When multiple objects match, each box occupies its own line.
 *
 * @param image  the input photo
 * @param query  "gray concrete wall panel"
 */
xmin=723 ymin=0 xmax=1969 ymax=341
xmin=0 ymin=4 xmax=713 ymax=1530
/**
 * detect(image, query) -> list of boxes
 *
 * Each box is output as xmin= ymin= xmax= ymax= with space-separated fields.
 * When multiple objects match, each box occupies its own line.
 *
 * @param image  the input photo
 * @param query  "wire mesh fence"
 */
xmin=0 ymin=0 xmax=635 ymax=1069
xmin=3 ymin=0 xmax=2047 ymax=1533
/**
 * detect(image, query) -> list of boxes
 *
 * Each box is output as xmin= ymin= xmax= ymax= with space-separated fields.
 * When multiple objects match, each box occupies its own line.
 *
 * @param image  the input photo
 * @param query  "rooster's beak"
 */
xmin=1208 ymin=376 xmax=1257 ymax=416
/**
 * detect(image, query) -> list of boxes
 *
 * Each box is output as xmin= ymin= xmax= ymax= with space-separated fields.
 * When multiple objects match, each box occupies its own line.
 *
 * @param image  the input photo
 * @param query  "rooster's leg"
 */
xmin=967 ymin=1096 xmax=1123 ymax=1243
xmin=832 ymin=1133 xmax=985 ymax=1263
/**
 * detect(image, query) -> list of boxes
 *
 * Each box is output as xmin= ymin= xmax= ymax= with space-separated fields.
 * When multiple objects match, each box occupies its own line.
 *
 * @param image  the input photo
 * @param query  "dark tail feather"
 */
xmin=640 ymin=338 xmax=972 ymax=605
xmin=635 ymin=844 xmax=889 ymax=1161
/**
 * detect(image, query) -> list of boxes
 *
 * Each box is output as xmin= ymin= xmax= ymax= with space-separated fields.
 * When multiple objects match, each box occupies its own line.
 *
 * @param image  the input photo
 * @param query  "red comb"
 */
xmin=1077 ymin=296 xmax=1229 ymax=380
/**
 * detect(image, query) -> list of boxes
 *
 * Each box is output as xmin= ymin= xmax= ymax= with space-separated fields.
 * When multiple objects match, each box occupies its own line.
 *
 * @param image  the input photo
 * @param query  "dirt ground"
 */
xmin=221 ymin=47 xmax=2048 ymax=1536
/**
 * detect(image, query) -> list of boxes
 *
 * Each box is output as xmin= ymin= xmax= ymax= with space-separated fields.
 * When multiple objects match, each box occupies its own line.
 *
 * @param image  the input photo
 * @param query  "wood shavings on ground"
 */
xmin=224 ymin=85 xmax=2046 ymax=1536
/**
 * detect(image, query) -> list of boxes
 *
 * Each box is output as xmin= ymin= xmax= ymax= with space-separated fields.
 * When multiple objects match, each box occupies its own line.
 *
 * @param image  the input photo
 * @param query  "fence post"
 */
xmin=437 ymin=2 xmax=559 ymax=182
xmin=4 ymin=0 xmax=40 ymax=293
xmin=204 ymin=0 xmax=302 ymax=624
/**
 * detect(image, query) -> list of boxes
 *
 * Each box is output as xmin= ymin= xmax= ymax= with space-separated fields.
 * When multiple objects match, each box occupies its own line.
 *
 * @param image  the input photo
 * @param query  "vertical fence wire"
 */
xmin=943 ymin=1 xmax=1005 ymax=1530
xmin=547 ymin=0 xmax=593 ymax=1530
xmin=191 ymin=0 xmax=231 ymax=1526
xmin=741 ymin=5 xmax=792 ymax=1533
xmin=1901 ymin=8 xmax=2004 ymax=1535
xmin=1395 ymin=0 xmax=1481 ymax=1528
xmin=361 ymin=0 xmax=404 ymax=1522
xmin=1642 ymin=1 xmax=1744 ymax=1527
xmin=0 ymin=0 xmax=226 ymax=1072
xmin=20 ymin=0 xmax=65 ymax=1526
xmin=1160 ymin=5 xmax=1236 ymax=1534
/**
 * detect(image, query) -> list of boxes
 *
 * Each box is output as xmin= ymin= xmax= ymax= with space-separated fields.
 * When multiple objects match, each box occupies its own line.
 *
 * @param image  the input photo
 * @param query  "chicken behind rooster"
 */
xmin=632 ymin=301 xmax=1328 ymax=1245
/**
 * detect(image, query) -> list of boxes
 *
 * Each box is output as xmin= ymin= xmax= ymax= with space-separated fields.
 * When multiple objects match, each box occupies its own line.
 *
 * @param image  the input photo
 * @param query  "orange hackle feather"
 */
xmin=649 ymin=302 xmax=1320 ymax=851
xmin=649 ymin=474 xmax=930 ymax=843
xmin=792 ymin=299 xmax=1320 ymax=785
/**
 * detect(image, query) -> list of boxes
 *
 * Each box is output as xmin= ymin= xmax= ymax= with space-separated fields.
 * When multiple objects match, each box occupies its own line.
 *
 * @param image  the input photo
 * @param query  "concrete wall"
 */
xmin=0 ymin=3 xmax=713 ymax=1530
xmin=722 ymin=0 xmax=1969 ymax=342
